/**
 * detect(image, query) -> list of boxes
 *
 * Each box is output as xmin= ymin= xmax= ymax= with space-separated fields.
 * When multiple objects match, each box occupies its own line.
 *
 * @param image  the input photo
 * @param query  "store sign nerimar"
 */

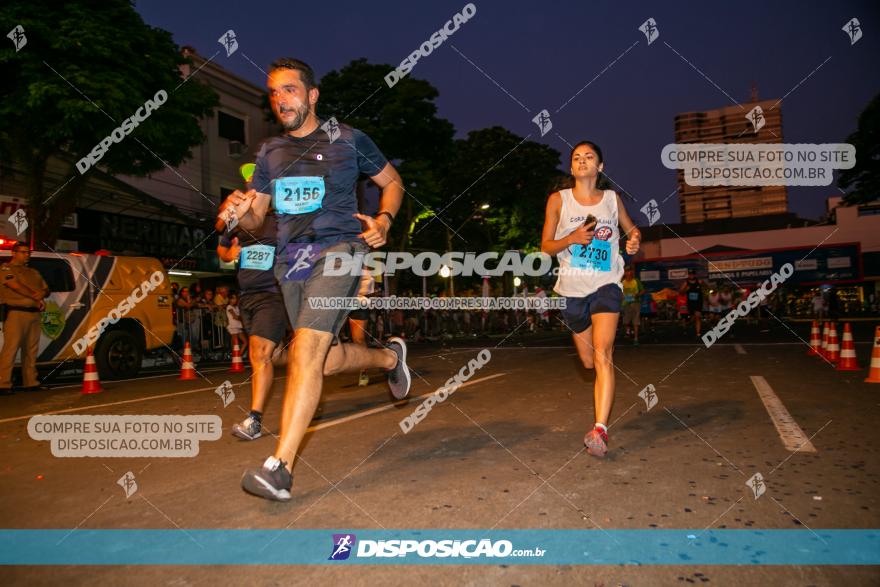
xmin=99 ymin=214 xmax=211 ymax=268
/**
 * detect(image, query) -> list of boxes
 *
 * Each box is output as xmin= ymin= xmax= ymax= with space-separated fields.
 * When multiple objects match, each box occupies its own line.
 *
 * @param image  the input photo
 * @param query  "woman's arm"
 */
xmin=616 ymin=193 xmax=641 ymax=256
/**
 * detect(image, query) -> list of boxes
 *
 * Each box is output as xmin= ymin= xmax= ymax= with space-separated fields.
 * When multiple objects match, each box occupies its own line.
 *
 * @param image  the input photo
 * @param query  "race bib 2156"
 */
xmin=273 ymin=176 xmax=325 ymax=215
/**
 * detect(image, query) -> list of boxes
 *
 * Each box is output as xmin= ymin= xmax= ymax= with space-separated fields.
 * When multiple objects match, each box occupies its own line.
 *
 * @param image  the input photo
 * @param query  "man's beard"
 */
xmin=279 ymin=103 xmax=309 ymax=131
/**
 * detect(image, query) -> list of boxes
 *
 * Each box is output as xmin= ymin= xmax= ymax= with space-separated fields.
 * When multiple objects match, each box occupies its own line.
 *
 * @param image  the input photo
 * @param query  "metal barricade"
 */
xmin=174 ymin=307 xmax=230 ymax=361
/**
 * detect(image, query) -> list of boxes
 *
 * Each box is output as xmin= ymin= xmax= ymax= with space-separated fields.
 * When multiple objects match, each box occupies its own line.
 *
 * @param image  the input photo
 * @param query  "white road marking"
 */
xmin=307 ymin=373 xmax=507 ymax=432
xmin=749 ymin=375 xmax=816 ymax=453
xmin=0 ymin=378 xmax=270 ymax=425
xmin=734 ymin=344 xmax=746 ymax=355
xmin=417 ymin=343 xmax=835 ymax=359
xmin=0 ymin=372 xmax=508 ymax=430
xmin=50 ymin=366 xmax=232 ymax=389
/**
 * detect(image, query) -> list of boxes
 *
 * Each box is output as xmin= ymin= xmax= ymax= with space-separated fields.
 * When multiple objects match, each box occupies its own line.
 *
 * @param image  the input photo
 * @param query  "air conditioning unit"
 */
xmin=228 ymin=140 xmax=246 ymax=158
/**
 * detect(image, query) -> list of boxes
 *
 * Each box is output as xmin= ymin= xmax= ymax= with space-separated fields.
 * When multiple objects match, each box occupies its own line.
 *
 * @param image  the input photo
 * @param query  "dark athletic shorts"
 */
xmin=273 ymin=240 xmax=366 ymax=336
xmin=239 ymin=290 xmax=287 ymax=344
xmin=348 ymin=307 xmax=370 ymax=322
xmin=561 ymin=283 xmax=623 ymax=334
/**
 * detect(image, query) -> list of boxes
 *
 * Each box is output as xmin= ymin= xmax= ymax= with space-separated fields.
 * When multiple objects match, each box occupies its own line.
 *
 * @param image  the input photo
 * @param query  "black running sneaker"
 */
xmin=241 ymin=456 xmax=292 ymax=501
xmin=386 ymin=337 xmax=411 ymax=400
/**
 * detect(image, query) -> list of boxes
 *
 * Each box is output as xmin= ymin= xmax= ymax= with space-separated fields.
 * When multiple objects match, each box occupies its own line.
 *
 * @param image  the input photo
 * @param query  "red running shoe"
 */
xmin=584 ymin=427 xmax=608 ymax=458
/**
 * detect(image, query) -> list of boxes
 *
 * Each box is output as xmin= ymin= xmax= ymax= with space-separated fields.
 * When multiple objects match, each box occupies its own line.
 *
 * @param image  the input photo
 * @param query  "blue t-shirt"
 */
xmin=220 ymin=211 xmax=278 ymax=295
xmin=251 ymin=123 xmax=388 ymax=251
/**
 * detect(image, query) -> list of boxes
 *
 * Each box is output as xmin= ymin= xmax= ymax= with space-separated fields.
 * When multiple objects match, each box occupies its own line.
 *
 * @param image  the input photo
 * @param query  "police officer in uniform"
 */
xmin=0 ymin=242 xmax=49 ymax=394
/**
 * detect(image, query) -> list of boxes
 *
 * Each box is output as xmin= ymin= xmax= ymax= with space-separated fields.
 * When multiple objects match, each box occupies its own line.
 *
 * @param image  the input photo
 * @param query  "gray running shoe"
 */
xmin=386 ymin=337 xmax=411 ymax=400
xmin=241 ymin=456 xmax=292 ymax=501
xmin=232 ymin=415 xmax=262 ymax=440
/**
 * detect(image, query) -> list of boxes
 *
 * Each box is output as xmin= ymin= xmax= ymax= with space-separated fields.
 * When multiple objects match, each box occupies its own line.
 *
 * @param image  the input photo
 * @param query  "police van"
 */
xmin=0 ymin=251 xmax=175 ymax=379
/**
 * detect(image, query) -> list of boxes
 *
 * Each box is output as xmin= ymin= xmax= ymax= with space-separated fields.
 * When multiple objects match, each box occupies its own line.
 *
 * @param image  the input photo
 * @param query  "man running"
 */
xmin=217 ymin=164 xmax=287 ymax=441
xmin=541 ymin=141 xmax=640 ymax=458
xmin=225 ymin=58 xmax=411 ymax=501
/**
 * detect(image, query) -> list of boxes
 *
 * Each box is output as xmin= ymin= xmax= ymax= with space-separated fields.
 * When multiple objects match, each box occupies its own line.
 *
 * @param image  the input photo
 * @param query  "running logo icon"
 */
xmin=215 ymin=380 xmax=235 ymax=408
xmin=219 ymin=206 xmax=239 ymax=232
xmin=7 ymin=25 xmax=26 ymax=52
xmin=640 ymin=199 xmax=660 ymax=226
xmin=639 ymin=18 xmax=659 ymax=45
xmin=117 ymin=471 xmax=138 ymax=498
xmin=9 ymin=209 xmax=28 ymax=236
xmin=218 ymin=29 xmax=238 ymax=56
xmin=746 ymin=472 xmax=766 ymax=500
xmin=322 ymin=117 xmax=341 ymax=143
xmin=746 ymin=105 xmax=765 ymax=133
xmin=842 ymin=18 xmax=862 ymax=45
xmin=638 ymin=384 xmax=658 ymax=411
xmin=328 ymin=534 xmax=356 ymax=560
xmin=285 ymin=245 xmax=316 ymax=281
xmin=532 ymin=110 xmax=552 ymax=137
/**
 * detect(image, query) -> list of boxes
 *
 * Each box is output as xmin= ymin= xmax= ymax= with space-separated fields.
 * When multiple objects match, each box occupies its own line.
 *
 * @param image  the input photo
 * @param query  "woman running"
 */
xmin=541 ymin=141 xmax=641 ymax=457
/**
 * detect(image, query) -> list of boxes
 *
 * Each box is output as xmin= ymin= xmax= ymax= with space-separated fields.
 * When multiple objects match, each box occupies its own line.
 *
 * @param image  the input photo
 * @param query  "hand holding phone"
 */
xmin=583 ymin=214 xmax=597 ymax=229
xmin=569 ymin=214 xmax=597 ymax=246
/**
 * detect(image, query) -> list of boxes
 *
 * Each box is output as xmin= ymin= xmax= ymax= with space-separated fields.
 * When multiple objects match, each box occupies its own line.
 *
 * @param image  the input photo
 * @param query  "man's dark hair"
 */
xmin=12 ymin=241 xmax=29 ymax=251
xmin=269 ymin=58 xmax=317 ymax=91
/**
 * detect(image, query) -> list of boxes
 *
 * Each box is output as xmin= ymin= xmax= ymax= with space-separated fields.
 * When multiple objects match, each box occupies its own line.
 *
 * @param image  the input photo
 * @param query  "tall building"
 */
xmin=674 ymin=97 xmax=788 ymax=223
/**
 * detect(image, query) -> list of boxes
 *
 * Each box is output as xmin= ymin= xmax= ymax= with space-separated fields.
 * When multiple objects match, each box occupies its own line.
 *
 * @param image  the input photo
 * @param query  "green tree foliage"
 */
xmin=317 ymin=59 xmax=455 ymax=250
xmin=419 ymin=126 xmax=561 ymax=253
xmin=839 ymin=92 xmax=880 ymax=206
xmin=0 ymin=0 xmax=218 ymax=247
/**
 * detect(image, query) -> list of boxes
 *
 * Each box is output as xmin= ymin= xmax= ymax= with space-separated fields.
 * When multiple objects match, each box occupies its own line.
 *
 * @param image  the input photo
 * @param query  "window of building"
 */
xmin=218 ymin=111 xmax=246 ymax=143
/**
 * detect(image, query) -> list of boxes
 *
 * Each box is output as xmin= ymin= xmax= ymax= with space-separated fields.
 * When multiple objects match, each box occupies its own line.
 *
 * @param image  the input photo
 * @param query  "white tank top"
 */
xmin=553 ymin=188 xmax=624 ymax=298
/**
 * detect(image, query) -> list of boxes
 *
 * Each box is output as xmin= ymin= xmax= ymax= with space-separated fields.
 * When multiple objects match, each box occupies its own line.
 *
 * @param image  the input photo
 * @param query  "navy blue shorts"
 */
xmin=240 ymin=290 xmax=287 ymax=344
xmin=561 ymin=283 xmax=623 ymax=334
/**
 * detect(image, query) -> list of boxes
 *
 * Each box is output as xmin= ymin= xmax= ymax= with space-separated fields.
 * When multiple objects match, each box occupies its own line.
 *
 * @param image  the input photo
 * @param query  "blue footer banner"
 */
xmin=0 ymin=530 xmax=877 ymax=565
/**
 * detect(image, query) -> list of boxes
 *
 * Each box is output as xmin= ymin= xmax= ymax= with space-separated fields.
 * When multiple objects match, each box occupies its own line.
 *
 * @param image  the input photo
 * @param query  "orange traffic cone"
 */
xmin=865 ymin=326 xmax=880 ymax=383
xmin=836 ymin=323 xmax=860 ymax=371
xmin=826 ymin=323 xmax=840 ymax=365
xmin=229 ymin=343 xmax=245 ymax=373
xmin=807 ymin=321 xmax=822 ymax=356
xmin=819 ymin=322 xmax=829 ymax=359
xmin=178 ymin=342 xmax=198 ymax=380
xmin=81 ymin=346 xmax=103 ymax=394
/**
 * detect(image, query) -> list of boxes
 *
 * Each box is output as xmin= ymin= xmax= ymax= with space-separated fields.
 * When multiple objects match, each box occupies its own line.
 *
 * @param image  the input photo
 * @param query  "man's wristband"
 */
xmin=376 ymin=211 xmax=395 ymax=224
